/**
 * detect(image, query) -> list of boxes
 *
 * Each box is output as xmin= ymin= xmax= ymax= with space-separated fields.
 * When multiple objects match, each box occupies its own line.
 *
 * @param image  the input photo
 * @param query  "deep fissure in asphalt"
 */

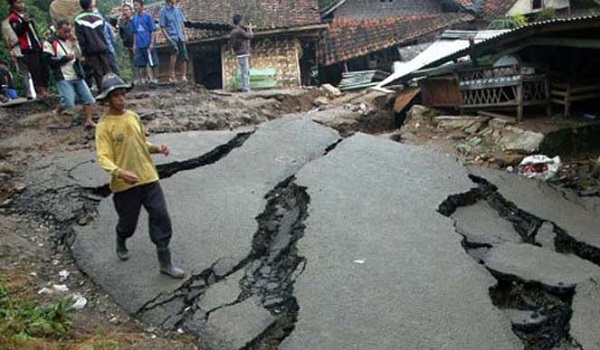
xmin=4 ymin=130 xmax=255 ymax=247
xmin=438 ymin=174 xmax=597 ymax=350
xmin=136 ymin=176 xmax=310 ymax=350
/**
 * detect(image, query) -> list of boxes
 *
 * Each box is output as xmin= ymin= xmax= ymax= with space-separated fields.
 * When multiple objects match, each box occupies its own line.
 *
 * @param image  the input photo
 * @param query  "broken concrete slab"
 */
xmin=285 ymin=133 xmax=521 ymax=350
xmin=536 ymin=222 xmax=556 ymax=250
xmin=505 ymin=309 xmax=547 ymax=328
xmin=435 ymin=116 xmax=489 ymax=133
xmin=483 ymin=243 xmax=600 ymax=289
xmin=71 ymin=116 xmax=339 ymax=316
xmin=199 ymin=269 xmax=244 ymax=312
xmin=451 ymin=201 xmax=522 ymax=246
xmin=193 ymin=296 xmax=276 ymax=350
xmin=570 ymin=278 xmax=600 ymax=349
xmin=469 ymin=167 xmax=600 ymax=253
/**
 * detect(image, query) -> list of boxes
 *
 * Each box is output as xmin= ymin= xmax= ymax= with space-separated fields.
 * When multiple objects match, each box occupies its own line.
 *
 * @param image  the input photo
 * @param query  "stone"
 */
xmin=570 ymin=278 xmax=600 ymax=349
xmin=483 ymin=243 xmax=600 ymax=289
xmin=496 ymin=153 xmax=524 ymax=167
xmin=313 ymin=96 xmax=329 ymax=107
xmin=497 ymin=127 xmax=545 ymax=153
xmin=434 ymin=116 xmax=489 ymax=132
xmin=0 ymin=161 xmax=15 ymax=174
xmin=320 ymin=84 xmax=342 ymax=97
xmin=489 ymin=118 xmax=515 ymax=129
xmin=406 ymin=104 xmax=437 ymax=122
xmin=535 ymin=222 xmax=556 ymax=250
xmin=505 ymin=309 xmax=548 ymax=328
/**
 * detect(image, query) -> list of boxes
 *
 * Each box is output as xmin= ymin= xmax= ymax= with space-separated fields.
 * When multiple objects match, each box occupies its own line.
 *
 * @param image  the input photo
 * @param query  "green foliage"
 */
xmin=533 ymin=7 xmax=556 ymax=22
xmin=487 ymin=14 xmax=528 ymax=30
xmin=0 ymin=278 xmax=73 ymax=343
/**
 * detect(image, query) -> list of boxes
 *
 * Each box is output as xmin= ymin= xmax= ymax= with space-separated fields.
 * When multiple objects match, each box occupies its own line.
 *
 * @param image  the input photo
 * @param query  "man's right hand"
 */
xmin=119 ymin=170 xmax=140 ymax=184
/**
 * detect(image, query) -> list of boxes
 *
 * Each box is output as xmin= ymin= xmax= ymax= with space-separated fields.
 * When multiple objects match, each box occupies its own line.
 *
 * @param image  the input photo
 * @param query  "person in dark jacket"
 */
xmin=43 ymin=20 xmax=96 ymax=129
xmin=230 ymin=14 xmax=253 ymax=92
xmin=8 ymin=0 xmax=50 ymax=98
xmin=74 ymin=0 xmax=112 ymax=90
xmin=118 ymin=4 xmax=135 ymax=80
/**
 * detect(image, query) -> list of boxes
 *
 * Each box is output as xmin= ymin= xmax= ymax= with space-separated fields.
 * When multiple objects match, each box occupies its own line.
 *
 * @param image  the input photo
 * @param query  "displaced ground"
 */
xmin=0 ymin=84 xmax=377 ymax=349
xmin=1 ymin=83 xmax=599 ymax=349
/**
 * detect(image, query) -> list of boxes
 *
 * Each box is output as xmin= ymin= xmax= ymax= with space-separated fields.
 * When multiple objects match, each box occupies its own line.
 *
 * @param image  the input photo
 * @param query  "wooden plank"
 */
xmin=393 ymin=88 xmax=420 ymax=113
xmin=477 ymin=110 xmax=517 ymax=122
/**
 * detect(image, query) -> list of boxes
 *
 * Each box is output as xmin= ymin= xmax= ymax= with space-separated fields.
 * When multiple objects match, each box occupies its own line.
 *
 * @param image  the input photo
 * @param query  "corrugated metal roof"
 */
xmin=382 ymin=14 xmax=600 ymax=85
xmin=377 ymin=29 xmax=508 ymax=87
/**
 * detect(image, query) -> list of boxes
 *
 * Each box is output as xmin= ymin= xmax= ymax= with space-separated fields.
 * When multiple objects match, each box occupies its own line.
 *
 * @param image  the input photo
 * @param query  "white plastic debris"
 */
xmin=29 ymin=272 xmax=38 ymax=277
xmin=59 ymin=270 xmax=70 ymax=281
xmin=70 ymin=293 xmax=87 ymax=310
xmin=177 ymin=328 xmax=184 ymax=334
xmin=52 ymin=284 xmax=69 ymax=293
xmin=38 ymin=287 xmax=53 ymax=295
xmin=353 ymin=259 xmax=365 ymax=264
xmin=518 ymin=155 xmax=561 ymax=181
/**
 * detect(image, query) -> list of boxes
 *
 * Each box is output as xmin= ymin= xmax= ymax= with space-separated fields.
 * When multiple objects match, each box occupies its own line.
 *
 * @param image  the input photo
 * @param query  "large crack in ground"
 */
xmin=439 ymin=174 xmax=598 ymax=350
xmin=136 ymin=175 xmax=310 ymax=350
xmin=3 ymin=130 xmax=255 ymax=247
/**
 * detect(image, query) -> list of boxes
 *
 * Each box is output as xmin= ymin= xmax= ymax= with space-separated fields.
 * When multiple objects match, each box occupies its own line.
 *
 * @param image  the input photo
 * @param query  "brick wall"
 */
xmin=222 ymin=37 xmax=301 ymax=91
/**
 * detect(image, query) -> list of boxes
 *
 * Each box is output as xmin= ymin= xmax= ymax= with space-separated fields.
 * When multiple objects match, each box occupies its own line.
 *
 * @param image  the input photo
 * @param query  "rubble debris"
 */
xmin=319 ymin=84 xmax=342 ymax=98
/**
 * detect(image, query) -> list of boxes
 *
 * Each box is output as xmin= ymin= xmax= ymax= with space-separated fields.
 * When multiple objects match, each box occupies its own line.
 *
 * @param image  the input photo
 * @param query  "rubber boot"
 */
xmin=116 ymin=235 xmax=129 ymax=261
xmin=157 ymin=247 xmax=185 ymax=279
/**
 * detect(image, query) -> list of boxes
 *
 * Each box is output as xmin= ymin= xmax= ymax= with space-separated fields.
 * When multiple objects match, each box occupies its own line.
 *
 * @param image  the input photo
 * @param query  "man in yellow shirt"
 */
xmin=94 ymin=73 xmax=184 ymax=279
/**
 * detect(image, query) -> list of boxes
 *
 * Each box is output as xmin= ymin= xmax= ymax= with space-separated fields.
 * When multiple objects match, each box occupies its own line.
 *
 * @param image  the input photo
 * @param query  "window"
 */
xmin=532 ymin=0 xmax=543 ymax=10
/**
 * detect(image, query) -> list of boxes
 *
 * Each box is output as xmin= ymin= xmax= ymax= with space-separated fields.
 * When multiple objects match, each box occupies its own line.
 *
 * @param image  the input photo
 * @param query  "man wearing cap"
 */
xmin=95 ymin=73 xmax=184 ymax=279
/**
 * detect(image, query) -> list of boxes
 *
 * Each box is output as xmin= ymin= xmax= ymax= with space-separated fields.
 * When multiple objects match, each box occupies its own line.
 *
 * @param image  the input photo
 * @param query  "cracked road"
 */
xmin=25 ymin=116 xmax=600 ymax=349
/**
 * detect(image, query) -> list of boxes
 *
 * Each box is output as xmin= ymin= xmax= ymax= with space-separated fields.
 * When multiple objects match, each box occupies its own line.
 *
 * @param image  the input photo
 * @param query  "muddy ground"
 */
xmin=0 ymin=84 xmax=598 ymax=349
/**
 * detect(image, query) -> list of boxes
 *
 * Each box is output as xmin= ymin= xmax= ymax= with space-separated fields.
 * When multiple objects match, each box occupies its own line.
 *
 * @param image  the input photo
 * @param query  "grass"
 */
xmin=0 ymin=272 xmax=73 ymax=348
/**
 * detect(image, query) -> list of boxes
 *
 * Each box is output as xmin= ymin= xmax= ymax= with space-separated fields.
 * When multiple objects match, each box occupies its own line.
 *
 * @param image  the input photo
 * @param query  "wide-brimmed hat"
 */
xmin=95 ymin=73 xmax=133 ymax=101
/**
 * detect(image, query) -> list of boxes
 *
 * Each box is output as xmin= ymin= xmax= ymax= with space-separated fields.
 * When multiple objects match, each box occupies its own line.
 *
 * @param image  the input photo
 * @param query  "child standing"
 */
xmin=94 ymin=73 xmax=184 ymax=279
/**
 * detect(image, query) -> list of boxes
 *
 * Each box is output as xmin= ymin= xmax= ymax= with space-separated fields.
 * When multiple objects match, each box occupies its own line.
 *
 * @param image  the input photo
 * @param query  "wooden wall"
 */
xmin=221 ymin=36 xmax=301 ymax=91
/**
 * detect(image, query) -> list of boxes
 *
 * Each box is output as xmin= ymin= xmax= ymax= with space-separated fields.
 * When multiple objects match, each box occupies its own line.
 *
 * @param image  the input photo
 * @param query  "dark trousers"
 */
xmin=112 ymin=182 xmax=172 ymax=248
xmin=86 ymin=53 xmax=112 ymax=90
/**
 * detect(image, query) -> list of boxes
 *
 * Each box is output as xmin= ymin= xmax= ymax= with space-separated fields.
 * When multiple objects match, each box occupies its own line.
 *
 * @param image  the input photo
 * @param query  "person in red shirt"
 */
xmin=7 ymin=0 xmax=49 ymax=98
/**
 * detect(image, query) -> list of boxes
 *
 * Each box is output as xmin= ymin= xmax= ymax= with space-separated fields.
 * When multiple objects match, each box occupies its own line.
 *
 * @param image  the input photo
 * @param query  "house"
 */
xmin=316 ymin=0 xmax=475 ymax=84
xmin=387 ymin=15 xmax=600 ymax=121
xmin=145 ymin=0 xmax=327 ymax=89
xmin=450 ymin=0 xmax=571 ymax=19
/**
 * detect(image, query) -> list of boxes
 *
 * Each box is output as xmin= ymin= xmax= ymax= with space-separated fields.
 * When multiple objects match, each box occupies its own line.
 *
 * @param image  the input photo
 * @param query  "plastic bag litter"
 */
xmin=518 ymin=155 xmax=561 ymax=181
xmin=70 ymin=293 xmax=87 ymax=310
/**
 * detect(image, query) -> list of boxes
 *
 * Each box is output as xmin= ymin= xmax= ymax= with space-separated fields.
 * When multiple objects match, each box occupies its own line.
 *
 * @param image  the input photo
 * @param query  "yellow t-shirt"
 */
xmin=95 ymin=110 xmax=159 ymax=193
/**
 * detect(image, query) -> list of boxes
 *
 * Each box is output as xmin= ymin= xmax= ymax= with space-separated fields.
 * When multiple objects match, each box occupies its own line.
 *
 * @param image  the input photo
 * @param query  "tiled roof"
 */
xmin=175 ymin=0 xmax=321 ymax=30
xmin=132 ymin=0 xmax=322 ymax=43
xmin=318 ymin=13 xmax=474 ymax=66
xmin=333 ymin=0 xmax=443 ymax=19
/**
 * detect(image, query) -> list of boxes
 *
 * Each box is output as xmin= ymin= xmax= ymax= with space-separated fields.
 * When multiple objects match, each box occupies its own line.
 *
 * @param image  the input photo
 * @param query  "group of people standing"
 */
xmin=1 ymin=0 xmax=189 ymax=129
xmin=118 ymin=0 xmax=188 ymax=85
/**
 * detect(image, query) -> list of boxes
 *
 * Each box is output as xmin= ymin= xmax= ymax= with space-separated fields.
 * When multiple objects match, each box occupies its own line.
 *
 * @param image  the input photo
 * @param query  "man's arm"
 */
xmin=9 ymin=15 xmax=28 ymax=36
xmin=75 ymin=22 xmax=88 ymax=55
xmin=42 ymin=41 xmax=72 ymax=68
xmin=95 ymin=125 xmax=120 ymax=177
